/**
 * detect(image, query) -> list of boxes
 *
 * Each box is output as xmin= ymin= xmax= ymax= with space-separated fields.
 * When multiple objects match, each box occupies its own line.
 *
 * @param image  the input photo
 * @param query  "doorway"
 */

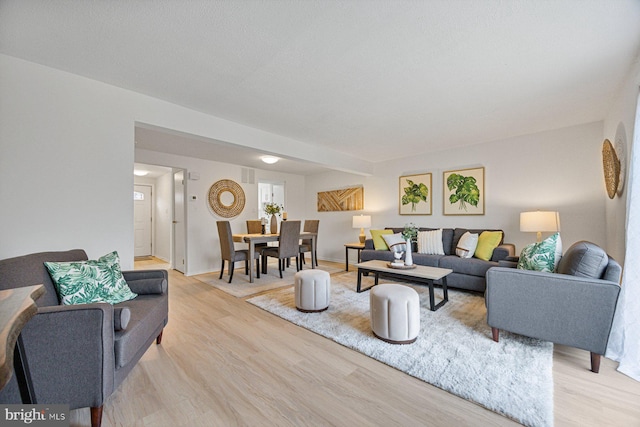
xmin=133 ymin=185 xmax=153 ymax=257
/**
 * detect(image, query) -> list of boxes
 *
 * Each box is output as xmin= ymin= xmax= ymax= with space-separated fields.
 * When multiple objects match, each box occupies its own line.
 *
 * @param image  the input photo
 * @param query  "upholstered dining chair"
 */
xmin=261 ymin=220 xmax=301 ymax=278
xmin=246 ymin=219 xmax=263 ymax=234
xmin=217 ymin=221 xmax=260 ymax=283
xmin=299 ymin=219 xmax=319 ymax=268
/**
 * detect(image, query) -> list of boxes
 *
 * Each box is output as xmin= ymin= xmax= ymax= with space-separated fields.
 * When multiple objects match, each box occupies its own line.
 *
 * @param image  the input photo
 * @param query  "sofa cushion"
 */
xmin=517 ymin=233 xmax=562 ymax=272
xmin=44 ymin=251 xmax=137 ymax=305
xmin=474 ymin=231 xmax=503 ymax=261
xmin=417 ymin=229 xmax=445 ymax=255
xmin=114 ymin=294 xmax=168 ymax=368
xmin=370 ymin=229 xmax=394 ymax=250
xmin=455 ymin=231 xmax=478 ymax=258
xmin=439 ymin=255 xmax=497 ymax=277
xmin=411 ymin=253 xmax=443 ymax=268
xmin=556 ymin=241 xmax=608 ymax=279
xmin=382 ymin=233 xmax=407 ymax=253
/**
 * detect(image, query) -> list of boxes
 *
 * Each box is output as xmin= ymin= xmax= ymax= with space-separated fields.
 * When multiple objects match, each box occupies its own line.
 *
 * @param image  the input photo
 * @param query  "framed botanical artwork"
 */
xmin=443 ymin=167 xmax=485 ymax=215
xmin=399 ymin=173 xmax=432 ymax=215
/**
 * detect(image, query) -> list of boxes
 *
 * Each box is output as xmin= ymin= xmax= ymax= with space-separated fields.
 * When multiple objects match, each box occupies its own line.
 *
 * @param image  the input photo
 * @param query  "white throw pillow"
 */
xmin=382 ymin=233 xmax=407 ymax=253
xmin=456 ymin=232 xmax=479 ymax=258
xmin=417 ymin=229 xmax=445 ymax=255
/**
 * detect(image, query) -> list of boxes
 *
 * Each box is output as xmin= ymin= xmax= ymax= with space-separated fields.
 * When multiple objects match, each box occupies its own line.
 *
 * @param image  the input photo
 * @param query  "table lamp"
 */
xmin=520 ymin=211 xmax=560 ymax=242
xmin=352 ymin=215 xmax=371 ymax=244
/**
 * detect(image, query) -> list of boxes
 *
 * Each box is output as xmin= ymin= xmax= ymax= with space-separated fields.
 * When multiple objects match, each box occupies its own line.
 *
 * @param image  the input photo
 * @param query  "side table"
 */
xmin=344 ymin=242 xmax=365 ymax=271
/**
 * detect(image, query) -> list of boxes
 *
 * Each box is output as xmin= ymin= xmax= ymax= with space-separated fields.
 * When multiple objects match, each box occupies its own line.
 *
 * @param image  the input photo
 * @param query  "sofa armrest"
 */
xmin=364 ymin=239 xmax=374 ymax=250
xmin=16 ymin=304 xmax=115 ymax=408
xmin=490 ymin=243 xmax=515 ymax=262
xmin=122 ymin=269 xmax=168 ymax=294
xmin=485 ymin=267 xmax=620 ymax=354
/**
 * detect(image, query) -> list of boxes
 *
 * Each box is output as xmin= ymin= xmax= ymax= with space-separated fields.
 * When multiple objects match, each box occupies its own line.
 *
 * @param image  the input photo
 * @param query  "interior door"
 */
xmin=133 ymin=185 xmax=152 ymax=257
xmin=173 ymin=170 xmax=186 ymax=273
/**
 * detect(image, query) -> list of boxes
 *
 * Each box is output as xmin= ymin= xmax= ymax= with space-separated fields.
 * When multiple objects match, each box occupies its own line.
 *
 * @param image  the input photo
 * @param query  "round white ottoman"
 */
xmin=370 ymin=284 xmax=420 ymax=344
xmin=294 ymin=269 xmax=331 ymax=312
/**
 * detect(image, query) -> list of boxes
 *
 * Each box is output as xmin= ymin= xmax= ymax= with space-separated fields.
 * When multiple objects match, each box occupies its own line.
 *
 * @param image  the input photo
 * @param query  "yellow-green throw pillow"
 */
xmin=474 ymin=231 xmax=503 ymax=261
xmin=370 ymin=229 xmax=394 ymax=250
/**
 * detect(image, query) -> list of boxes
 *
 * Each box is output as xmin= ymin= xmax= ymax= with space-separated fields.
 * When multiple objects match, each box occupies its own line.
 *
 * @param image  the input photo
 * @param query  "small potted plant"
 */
xmin=264 ymin=202 xmax=284 ymax=234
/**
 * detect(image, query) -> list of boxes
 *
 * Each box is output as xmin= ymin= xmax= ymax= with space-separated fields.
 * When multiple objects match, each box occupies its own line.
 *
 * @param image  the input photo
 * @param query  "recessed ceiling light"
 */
xmin=261 ymin=156 xmax=279 ymax=164
xmin=134 ymin=169 xmax=149 ymax=176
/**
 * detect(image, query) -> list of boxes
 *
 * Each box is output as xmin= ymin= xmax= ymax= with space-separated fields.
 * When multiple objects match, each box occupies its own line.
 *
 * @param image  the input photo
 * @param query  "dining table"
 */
xmin=232 ymin=231 xmax=317 ymax=283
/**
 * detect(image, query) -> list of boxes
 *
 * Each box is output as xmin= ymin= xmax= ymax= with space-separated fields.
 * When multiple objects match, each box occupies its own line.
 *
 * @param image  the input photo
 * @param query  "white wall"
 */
xmin=0 ymin=54 xmax=335 ymax=269
xmin=135 ymin=149 xmax=306 ymax=276
xmin=0 ymin=53 xmax=625 ymax=269
xmin=306 ymin=122 xmax=607 ymax=263
xmin=603 ymin=56 xmax=640 ymax=264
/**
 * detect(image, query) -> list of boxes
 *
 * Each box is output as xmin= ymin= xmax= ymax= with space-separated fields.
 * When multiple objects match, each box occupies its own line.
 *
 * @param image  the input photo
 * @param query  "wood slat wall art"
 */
xmin=317 ymin=187 xmax=364 ymax=212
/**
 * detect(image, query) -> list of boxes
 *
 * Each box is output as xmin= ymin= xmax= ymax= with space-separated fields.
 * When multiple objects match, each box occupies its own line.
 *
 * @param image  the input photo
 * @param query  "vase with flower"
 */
xmin=264 ymin=202 xmax=284 ymax=234
xmin=402 ymin=223 xmax=419 ymax=266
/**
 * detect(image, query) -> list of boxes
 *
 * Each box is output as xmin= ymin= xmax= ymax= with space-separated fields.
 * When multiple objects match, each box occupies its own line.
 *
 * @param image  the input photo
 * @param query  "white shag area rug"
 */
xmin=247 ymin=272 xmax=554 ymax=427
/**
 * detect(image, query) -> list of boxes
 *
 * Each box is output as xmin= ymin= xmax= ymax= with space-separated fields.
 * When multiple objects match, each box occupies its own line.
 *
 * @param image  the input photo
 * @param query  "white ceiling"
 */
xmin=2 ymin=1 xmax=640 ymax=173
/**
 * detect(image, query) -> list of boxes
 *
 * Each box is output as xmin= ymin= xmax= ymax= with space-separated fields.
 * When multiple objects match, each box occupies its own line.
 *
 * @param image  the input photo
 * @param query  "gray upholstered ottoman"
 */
xmin=294 ymin=269 xmax=330 ymax=312
xmin=370 ymin=283 xmax=420 ymax=344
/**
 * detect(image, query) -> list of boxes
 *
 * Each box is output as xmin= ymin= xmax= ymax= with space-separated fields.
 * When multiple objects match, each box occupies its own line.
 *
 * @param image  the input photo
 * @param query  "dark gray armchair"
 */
xmin=0 ymin=249 xmax=168 ymax=427
xmin=485 ymin=241 xmax=621 ymax=373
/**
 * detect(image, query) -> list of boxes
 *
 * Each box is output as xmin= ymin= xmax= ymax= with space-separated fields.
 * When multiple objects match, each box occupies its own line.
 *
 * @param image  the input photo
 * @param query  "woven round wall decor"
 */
xmin=208 ymin=179 xmax=245 ymax=218
xmin=602 ymin=139 xmax=620 ymax=200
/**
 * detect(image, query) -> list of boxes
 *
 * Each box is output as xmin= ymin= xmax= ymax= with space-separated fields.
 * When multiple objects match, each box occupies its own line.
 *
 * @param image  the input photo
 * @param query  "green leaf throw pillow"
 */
xmin=517 ymin=233 xmax=563 ymax=272
xmin=474 ymin=231 xmax=503 ymax=261
xmin=370 ymin=229 xmax=394 ymax=250
xmin=45 ymin=251 xmax=137 ymax=305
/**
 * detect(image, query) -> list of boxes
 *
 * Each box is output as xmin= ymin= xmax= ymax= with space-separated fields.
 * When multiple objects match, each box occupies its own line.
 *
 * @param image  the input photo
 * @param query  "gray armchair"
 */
xmin=485 ymin=241 xmax=621 ymax=373
xmin=0 ymin=249 xmax=168 ymax=427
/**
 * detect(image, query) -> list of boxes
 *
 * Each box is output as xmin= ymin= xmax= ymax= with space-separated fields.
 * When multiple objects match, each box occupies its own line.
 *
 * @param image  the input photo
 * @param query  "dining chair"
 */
xmin=299 ymin=219 xmax=319 ymax=268
xmin=261 ymin=220 xmax=301 ymax=278
xmin=217 ymin=221 xmax=260 ymax=283
xmin=246 ymin=220 xmax=263 ymax=234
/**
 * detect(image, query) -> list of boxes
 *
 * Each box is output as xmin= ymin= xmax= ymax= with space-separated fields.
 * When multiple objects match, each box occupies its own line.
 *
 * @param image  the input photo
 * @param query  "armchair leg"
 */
xmin=591 ymin=352 xmax=601 ymax=373
xmin=491 ymin=327 xmax=499 ymax=342
xmin=156 ymin=330 xmax=163 ymax=345
xmin=256 ymin=257 xmax=260 ymax=279
xmin=245 ymin=259 xmax=249 ymax=275
xmin=90 ymin=406 xmax=103 ymax=427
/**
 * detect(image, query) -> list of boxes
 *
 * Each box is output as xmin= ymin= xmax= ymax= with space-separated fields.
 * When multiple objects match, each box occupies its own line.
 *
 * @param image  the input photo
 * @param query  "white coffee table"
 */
xmin=355 ymin=260 xmax=452 ymax=311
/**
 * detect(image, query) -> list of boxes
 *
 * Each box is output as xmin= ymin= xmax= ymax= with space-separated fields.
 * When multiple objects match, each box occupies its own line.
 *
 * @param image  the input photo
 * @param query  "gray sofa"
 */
xmin=360 ymin=227 xmax=515 ymax=292
xmin=486 ymin=241 xmax=621 ymax=373
xmin=0 ymin=249 xmax=169 ymax=427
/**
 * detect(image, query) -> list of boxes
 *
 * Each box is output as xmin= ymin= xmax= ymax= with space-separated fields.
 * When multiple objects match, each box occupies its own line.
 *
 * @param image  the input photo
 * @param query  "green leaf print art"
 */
xmin=447 ymin=173 xmax=480 ymax=211
xmin=402 ymin=180 xmax=428 ymax=212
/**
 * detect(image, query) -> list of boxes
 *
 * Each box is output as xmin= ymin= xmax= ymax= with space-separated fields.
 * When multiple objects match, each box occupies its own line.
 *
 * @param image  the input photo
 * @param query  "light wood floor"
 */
xmin=69 ymin=259 xmax=640 ymax=427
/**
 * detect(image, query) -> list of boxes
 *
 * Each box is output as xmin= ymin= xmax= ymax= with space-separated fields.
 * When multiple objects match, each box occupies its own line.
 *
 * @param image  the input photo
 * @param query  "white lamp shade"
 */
xmin=352 ymin=215 xmax=371 ymax=229
xmin=520 ymin=211 xmax=560 ymax=233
